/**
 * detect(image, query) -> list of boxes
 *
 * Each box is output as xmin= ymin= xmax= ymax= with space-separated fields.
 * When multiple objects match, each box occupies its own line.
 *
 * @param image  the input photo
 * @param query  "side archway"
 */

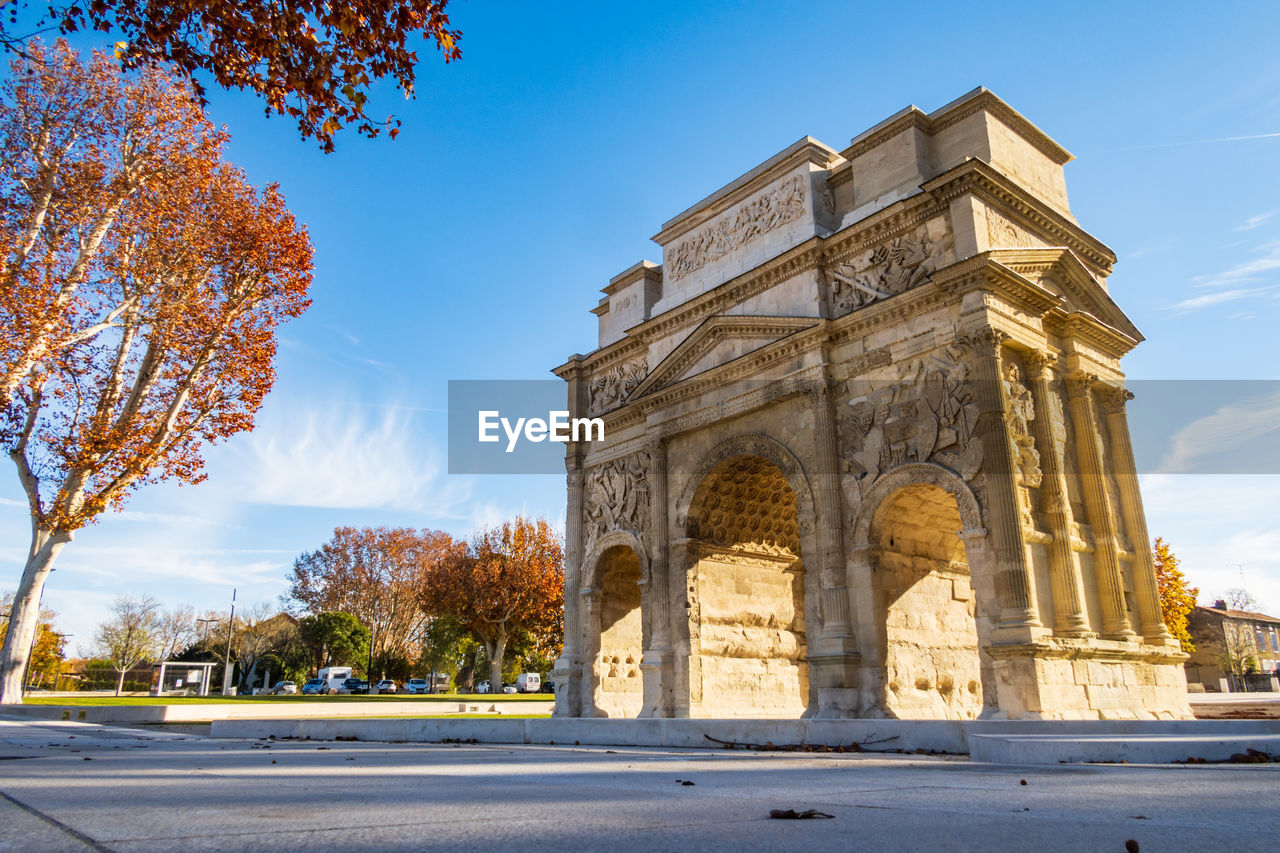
xmin=849 ymin=463 xmax=994 ymax=720
xmin=580 ymin=531 xmax=648 ymax=718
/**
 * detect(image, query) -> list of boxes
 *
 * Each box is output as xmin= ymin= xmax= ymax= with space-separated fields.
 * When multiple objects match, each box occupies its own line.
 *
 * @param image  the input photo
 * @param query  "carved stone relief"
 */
xmin=583 ymin=451 xmax=650 ymax=554
xmin=589 ymin=358 xmax=647 ymax=415
xmin=666 ymin=174 xmax=807 ymax=282
xmin=985 ymin=208 xmax=1043 ymax=249
xmin=824 ymin=220 xmax=953 ymax=317
xmin=838 ymin=345 xmax=983 ymax=515
xmin=1002 ymin=362 xmax=1043 ymax=489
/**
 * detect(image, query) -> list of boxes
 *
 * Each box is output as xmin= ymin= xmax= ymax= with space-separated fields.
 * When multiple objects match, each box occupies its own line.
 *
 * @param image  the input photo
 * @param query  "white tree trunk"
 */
xmin=0 ymin=529 xmax=71 ymax=704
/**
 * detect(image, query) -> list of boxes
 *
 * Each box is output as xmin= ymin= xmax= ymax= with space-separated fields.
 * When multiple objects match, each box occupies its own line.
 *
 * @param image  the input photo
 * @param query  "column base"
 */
xmin=638 ymin=648 xmax=674 ymax=718
xmin=550 ymin=655 xmax=580 ymax=717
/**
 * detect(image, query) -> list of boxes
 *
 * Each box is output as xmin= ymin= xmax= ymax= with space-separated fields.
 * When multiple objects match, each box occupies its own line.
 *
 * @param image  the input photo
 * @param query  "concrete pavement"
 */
xmin=1 ymin=716 xmax=1278 ymax=852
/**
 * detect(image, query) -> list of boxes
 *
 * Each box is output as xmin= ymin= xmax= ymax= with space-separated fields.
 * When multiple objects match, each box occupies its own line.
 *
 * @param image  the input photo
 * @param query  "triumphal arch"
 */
xmin=552 ymin=89 xmax=1191 ymax=721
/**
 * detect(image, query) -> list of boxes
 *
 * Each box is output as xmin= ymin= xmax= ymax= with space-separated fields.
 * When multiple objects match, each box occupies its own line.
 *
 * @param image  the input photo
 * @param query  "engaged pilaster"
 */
xmin=966 ymin=328 xmax=1043 ymax=635
xmin=1096 ymin=385 xmax=1176 ymax=645
xmin=639 ymin=438 xmax=675 ymax=716
xmin=1065 ymin=371 xmax=1135 ymax=640
xmin=1024 ymin=352 xmax=1093 ymax=637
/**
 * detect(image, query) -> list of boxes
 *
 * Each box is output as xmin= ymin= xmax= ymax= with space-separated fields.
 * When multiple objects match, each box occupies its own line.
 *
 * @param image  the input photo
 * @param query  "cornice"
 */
xmin=927 ymin=89 xmax=1073 ymax=165
xmin=653 ymin=138 xmax=843 ymax=246
xmin=841 ymin=108 xmax=933 ymax=161
xmin=922 ymin=159 xmax=1116 ymax=275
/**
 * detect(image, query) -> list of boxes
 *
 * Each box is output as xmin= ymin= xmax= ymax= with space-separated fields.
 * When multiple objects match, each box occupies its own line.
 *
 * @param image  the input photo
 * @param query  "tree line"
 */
xmin=49 ymin=516 xmax=563 ymax=695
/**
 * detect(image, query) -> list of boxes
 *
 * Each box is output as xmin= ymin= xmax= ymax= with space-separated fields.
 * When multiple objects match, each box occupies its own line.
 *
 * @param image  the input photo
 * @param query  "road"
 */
xmin=1 ymin=716 xmax=1277 ymax=852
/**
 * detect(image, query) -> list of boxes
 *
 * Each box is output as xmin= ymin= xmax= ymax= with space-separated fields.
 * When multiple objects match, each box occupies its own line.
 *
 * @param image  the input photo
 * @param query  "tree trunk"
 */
xmin=115 ymin=669 xmax=125 ymax=697
xmin=488 ymin=626 xmax=507 ymax=697
xmin=0 ymin=528 xmax=71 ymax=704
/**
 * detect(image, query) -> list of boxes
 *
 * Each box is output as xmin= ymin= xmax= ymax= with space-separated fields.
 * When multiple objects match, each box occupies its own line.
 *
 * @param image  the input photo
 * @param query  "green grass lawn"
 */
xmin=24 ymin=694 xmax=554 ymax=706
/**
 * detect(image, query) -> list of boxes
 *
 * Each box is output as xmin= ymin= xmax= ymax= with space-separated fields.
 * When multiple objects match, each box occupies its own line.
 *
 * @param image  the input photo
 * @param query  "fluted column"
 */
xmin=1097 ymin=385 xmax=1175 ymax=645
xmin=1024 ymin=352 xmax=1092 ymax=637
xmin=1065 ymin=371 xmax=1135 ymax=640
xmin=577 ymin=587 xmax=605 ymax=716
xmin=965 ymin=328 xmax=1042 ymax=632
xmin=640 ymin=439 xmax=674 ymax=716
xmin=553 ymin=464 xmax=586 ymax=716
xmin=810 ymin=383 xmax=854 ymax=641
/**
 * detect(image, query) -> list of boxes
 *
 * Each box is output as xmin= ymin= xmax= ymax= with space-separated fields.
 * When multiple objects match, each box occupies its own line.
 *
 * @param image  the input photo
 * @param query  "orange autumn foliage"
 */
xmin=421 ymin=517 xmax=563 ymax=692
xmin=0 ymin=41 xmax=313 ymax=703
xmin=4 ymin=1 xmax=463 ymax=151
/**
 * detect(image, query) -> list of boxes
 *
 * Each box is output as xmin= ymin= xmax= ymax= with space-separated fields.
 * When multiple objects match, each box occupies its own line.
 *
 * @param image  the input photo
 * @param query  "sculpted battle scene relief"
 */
xmin=554 ymin=90 xmax=1192 ymax=722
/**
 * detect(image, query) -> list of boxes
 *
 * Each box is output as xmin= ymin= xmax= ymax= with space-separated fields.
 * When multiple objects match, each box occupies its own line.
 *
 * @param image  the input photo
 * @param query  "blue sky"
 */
xmin=4 ymin=1 xmax=1280 ymax=648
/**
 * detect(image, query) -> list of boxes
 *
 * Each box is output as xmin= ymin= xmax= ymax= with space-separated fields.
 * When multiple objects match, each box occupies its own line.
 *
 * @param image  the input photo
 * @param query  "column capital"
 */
xmin=1095 ymin=383 xmax=1134 ymax=415
xmin=1065 ymin=369 xmax=1097 ymax=400
xmin=1023 ymin=350 xmax=1058 ymax=381
xmin=957 ymin=326 xmax=1010 ymax=360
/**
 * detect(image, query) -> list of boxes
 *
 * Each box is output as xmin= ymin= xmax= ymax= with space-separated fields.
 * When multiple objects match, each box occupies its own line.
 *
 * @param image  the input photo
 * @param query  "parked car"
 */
xmin=539 ymin=680 xmax=555 ymax=694
xmin=405 ymin=678 xmax=430 ymax=694
xmin=503 ymin=684 xmax=517 ymax=694
xmin=339 ymin=678 xmax=369 ymax=695
xmin=267 ymin=680 xmax=297 ymax=695
xmin=475 ymin=681 xmax=491 ymax=694
xmin=372 ymin=679 xmax=397 ymax=694
xmin=302 ymin=678 xmax=326 ymax=695
xmin=515 ymin=672 xmax=540 ymax=693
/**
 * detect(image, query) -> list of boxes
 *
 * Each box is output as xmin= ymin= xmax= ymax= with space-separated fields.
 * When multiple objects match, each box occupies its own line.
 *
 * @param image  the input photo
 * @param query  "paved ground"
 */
xmin=1 ymin=717 xmax=1278 ymax=852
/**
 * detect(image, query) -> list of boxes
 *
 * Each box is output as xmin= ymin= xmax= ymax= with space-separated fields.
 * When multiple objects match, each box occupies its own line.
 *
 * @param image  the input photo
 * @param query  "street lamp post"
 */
xmin=221 ymin=589 xmax=236 ymax=696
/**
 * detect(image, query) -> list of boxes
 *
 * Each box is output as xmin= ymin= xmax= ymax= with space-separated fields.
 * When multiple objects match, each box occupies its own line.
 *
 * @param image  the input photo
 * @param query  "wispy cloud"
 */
xmin=224 ymin=400 xmax=471 ymax=514
xmin=1156 ymin=389 xmax=1280 ymax=473
xmin=1236 ymin=211 xmax=1276 ymax=232
xmin=1192 ymin=240 xmax=1280 ymax=289
xmin=1167 ymin=287 xmax=1269 ymax=312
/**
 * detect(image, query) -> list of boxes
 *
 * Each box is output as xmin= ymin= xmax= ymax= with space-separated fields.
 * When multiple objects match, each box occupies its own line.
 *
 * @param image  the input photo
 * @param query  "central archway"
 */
xmin=684 ymin=453 xmax=808 ymax=717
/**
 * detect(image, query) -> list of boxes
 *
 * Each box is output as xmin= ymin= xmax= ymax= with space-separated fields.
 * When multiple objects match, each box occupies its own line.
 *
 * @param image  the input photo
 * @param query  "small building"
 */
xmin=150 ymin=661 xmax=217 ymax=696
xmin=1185 ymin=601 xmax=1280 ymax=692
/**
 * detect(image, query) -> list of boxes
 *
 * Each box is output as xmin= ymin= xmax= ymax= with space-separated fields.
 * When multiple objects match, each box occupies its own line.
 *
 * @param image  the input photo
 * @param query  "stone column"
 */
xmin=1065 ymin=371 xmax=1135 ymax=640
xmin=1097 ymin=385 xmax=1176 ymax=645
xmin=807 ymin=382 xmax=860 ymax=715
xmin=639 ymin=439 xmax=674 ymax=717
xmin=1024 ymin=352 xmax=1092 ymax=637
xmin=553 ymin=463 xmax=585 ymax=717
xmin=577 ymin=587 xmax=605 ymax=717
xmin=669 ymin=538 xmax=700 ymax=717
xmin=965 ymin=328 xmax=1042 ymax=634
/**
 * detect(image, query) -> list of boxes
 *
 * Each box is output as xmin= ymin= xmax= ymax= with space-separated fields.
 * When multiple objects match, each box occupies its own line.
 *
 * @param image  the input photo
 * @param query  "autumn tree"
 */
xmin=92 ymin=594 xmax=160 ymax=696
xmin=1153 ymin=538 xmax=1198 ymax=653
xmin=2 ymin=3 xmax=463 ymax=151
xmin=288 ymin=526 xmax=461 ymax=678
xmin=0 ymin=43 xmax=313 ymax=704
xmin=421 ymin=517 xmax=563 ymax=695
xmin=0 ymin=592 xmax=65 ymax=687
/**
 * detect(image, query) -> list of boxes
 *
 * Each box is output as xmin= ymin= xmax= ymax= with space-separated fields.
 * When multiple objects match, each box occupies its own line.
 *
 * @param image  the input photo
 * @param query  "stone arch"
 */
xmin=851 ymin=462 xmax=982 ymax=547
xmin=851 ymin=463 xmax=993 ymax=720
xmin=678 ymin=439 xmax=812 ymax=717
xmin=675 ymin=434 xmax=816 ymax=535
xmin=582 ymin=536 xmax=647 ymax=718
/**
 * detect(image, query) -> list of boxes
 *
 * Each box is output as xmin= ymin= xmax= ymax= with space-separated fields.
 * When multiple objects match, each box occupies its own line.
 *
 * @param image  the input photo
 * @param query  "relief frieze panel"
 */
xmin=838 ymin=344 xmax=983 ymax=512
xmin=583 ymin=451 xmax=651 ymax=555
xmin=588 ymin=357 xmax=647 ymax=415
xmin=824 ymin=219 xmax=954 ymax=317
xmin=666 ymin=174 xmax=807 ymax=282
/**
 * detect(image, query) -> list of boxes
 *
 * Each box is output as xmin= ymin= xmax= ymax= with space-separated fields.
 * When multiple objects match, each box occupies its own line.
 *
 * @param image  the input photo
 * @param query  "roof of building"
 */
xmin=1197 ymin=605 xmax=1280 ymax=625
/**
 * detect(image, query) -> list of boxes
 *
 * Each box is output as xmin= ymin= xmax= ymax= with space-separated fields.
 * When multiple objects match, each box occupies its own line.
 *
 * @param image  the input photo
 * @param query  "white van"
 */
xmin=317 ymin=666 xmax=352 ymax=694
xmin=515 ymin=672 xmax=540 ymax=693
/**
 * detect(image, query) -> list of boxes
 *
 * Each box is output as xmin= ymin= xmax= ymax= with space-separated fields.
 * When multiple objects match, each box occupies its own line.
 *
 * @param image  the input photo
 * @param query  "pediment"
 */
xmin=992 ymin=249 xmax=1142 ymax=343
xmin=632 ymin=315 xmax=820 ymax=398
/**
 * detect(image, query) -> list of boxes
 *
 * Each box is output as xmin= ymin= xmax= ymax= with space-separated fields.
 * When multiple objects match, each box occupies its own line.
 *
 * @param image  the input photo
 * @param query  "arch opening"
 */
xmin=592 ymin=544 xmax=644 ymax=718
xmin=685 ymin=454 xmax=808 ymax=717
xmin=872 ymin=482 xmax=983 ymax=719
